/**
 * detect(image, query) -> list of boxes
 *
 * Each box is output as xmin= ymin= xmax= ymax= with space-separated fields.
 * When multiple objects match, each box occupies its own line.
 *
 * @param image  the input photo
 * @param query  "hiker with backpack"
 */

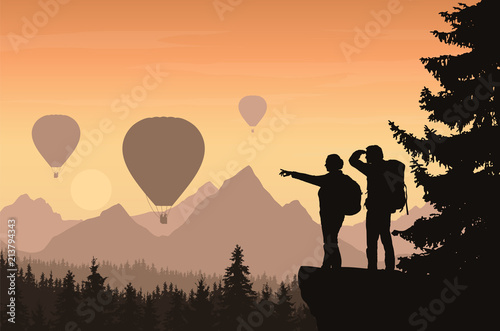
xmin=279 ymin=154 xmax=362 ymax=270
xmin=349 ymin=145 xmax=407 ymax=271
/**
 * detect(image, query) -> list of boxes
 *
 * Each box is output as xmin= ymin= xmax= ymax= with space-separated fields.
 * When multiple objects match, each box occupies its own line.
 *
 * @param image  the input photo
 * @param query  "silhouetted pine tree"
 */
xmin=261 ymin=283 xmax=272 ymax=301
xmin=53 ymin=271 xmax=81 ymax=331
xmin=163 ymin=287 xmax=188 ymax=331
xmin=24 ymin=264 xmax=36 ymax=289
xmin=82 ymin=257 xmax=107 ymax=295
xmin=186 ymin=277 xmax=215 ymax=330
xmin=54 ymin=277 xmax=62 ymax=289
xmin=187 ymin=289 xmax=195 ymax=308
xmin=105 ymin=284 xmax=121 ymax=329
xmin=389 ymin=0 xmax=499 ymax=276
xmin=142 ymin=294 xmax=159 ymax=331
xmin=47 ymin=271 xmax=54 ymax=289
xmin=274 ymin=282 xmax=297 ymax=330
xmin=28 ymin=303 xmax=50 ymax=331
xmin=116 ymin=283 xmax=143 ymax=331
xmin=209 ymin=281 xmax=223 ymax=330
xmin=221 ymin=245 xmax=257 ymax=330
xmin=80 ymin=257 xmax=111 ymax=331
xmin=38 ymin=272 xmax=47 ymax=288
xmin=153 ymin=285 xmax=161 ymax=300
xmin=258 ymin=283 xmax=276 ymax=331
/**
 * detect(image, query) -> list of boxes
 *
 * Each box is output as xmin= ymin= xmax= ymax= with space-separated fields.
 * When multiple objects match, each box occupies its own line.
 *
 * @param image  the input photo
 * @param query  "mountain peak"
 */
xmin=16 ymin=194 xmax=49 ymax=205
xmin=16 ymin=193 xmax=33 ymax=202
xmin=12 ymin=194 xmax=56 ymax=214
xmin=238 ymin=165 xmax=255 ymax=176
xmin=100 ymin=204 xmax=130 ymax=218
xmin=220 ymin=166 xmax=260 ymax=189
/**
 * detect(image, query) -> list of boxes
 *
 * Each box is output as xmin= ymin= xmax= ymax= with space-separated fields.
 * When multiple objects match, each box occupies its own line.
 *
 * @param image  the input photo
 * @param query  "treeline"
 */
xmin=12 ymin=255 xmax=283 ymax=294
xmin=11 ymin=256 xmax=220 ymax=294
xmin=1 ymin=245 xmax=316 ymax=331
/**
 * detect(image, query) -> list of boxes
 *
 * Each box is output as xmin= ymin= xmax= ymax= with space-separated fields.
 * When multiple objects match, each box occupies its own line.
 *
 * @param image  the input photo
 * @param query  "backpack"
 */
xmin=341 ymin=174 xmax=362 ymax=216
xmin=383 ymin=160 xmax=408 ymax=214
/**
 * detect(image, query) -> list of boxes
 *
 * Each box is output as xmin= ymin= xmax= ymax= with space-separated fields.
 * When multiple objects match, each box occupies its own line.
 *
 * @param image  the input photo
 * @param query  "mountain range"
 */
xmin=0 ymin=194 xmax=81 ymax=253
xmin=0 ymin=166 xmax=430 ymax=277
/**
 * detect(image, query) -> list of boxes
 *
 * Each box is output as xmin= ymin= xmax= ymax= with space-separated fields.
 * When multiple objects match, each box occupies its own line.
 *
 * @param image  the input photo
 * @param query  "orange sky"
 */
xmin=0 ymin=0 xmax=474 ymax=223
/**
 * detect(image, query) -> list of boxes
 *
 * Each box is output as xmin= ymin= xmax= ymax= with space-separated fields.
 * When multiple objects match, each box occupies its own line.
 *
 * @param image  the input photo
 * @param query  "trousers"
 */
xmin=366 ymin=208 xmax=395 ymax=270
xmin=320 ymin=211 xmax=345 ymax=270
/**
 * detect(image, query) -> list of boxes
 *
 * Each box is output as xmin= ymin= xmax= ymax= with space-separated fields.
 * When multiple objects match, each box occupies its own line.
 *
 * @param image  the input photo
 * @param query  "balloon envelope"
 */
xmin=32 ymin=115 xmax=80 ymax=170
xmin=123 ymin=117 xmax=205 ymax=207
xmin=238 ymin=96 xmax=267 ymax=128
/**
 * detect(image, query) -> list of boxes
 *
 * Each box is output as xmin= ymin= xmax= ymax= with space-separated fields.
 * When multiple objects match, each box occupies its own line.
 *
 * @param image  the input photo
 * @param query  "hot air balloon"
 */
xmin=123 ymin=117 xmax=205 ymax=224
xmin=32 ymin=115 xmax=80 ymax=178
xmin=238 ymin=95 xmax=267 ymax=132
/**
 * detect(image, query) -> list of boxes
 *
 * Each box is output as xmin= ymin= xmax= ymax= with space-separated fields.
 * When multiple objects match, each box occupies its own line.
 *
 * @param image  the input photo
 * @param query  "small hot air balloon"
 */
xmin=32 ymin=115 xmax=80 ymax=178
xmin=123 ymin=117 xmax=205 ymax=224
xmin=238 ymin=95 xmax=267 ymax=132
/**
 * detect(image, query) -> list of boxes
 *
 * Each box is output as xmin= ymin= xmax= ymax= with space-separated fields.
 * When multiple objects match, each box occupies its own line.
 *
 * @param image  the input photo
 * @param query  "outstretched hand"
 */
xmin=279 ymin=169 xmax=293 ymax=177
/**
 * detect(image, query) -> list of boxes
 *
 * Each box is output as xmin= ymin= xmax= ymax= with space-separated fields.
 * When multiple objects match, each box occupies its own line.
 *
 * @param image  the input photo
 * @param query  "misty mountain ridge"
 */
xmin=0 ymin=194 xmax=81 ymax=253
xmin=5 ymin=166 xmax=362 ymax=277
xmin=1 ymin=166 xmax=427 ymax=276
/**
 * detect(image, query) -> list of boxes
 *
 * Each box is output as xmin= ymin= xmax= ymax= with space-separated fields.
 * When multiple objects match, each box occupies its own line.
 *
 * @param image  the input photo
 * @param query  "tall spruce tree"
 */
xmin=116 ymin=283 xmax=143 ymax=331
xmin=81 ymin=257 xmax=110 ymax=331
xmin=24 ymin=264 xmax=36 ymax=289
xmin=389 ymin=0 xmax=499 ymax=276
xmin=274 ymin=282 xmax=297 ymax=330
xmin=221 ymin=245 xmax=257 ymax=330
xmin=258 ymin=283 xmax=276 ymax=331
xmin=53 ymin=270 xmax=81 ymax=330
xmin=82 ymin=257 xmax=107 ymax=296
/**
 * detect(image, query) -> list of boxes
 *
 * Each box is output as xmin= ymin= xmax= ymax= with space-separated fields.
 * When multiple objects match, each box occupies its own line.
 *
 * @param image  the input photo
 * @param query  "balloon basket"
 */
xmin=54 ymin=172 xmax=59 ymax=179
xmin=160 ymin=214 xmax=168 ymax=224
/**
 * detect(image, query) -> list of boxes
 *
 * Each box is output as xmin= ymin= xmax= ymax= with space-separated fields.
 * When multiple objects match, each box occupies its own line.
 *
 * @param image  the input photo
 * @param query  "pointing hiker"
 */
xmin=350 ymin=145 xmax=406 ymax=271
xmin=280 ymin=154 xmax=361 ymax=270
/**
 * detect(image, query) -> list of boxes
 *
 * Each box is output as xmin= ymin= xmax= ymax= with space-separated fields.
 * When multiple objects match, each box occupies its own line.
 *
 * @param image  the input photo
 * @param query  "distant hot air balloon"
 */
xmin=32 ymin=115 xmax=80 ymax=178
xmin=238 ymin=95 xmax=267 ymax=132
xmin=123 ymin=117 xmax=205 ymax=224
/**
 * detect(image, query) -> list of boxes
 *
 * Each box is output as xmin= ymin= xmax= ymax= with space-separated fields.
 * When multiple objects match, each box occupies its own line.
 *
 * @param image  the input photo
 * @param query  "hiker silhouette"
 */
xmin=349 ymin=145 xmax=396 ymax=271
xmin=280 ymin=154 xmax=361 ymax=270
